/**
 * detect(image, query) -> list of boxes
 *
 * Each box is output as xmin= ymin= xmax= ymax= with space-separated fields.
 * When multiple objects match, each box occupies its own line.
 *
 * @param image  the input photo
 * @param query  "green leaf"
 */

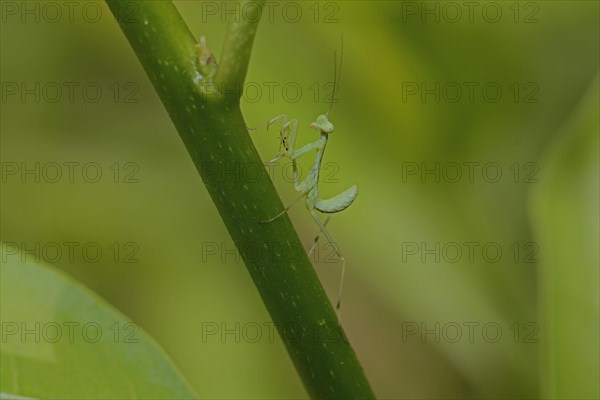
xmin=532 ymin=75 xmax=600 ymax=399
xmin=0 ymin=243 xmax=197 ymax=399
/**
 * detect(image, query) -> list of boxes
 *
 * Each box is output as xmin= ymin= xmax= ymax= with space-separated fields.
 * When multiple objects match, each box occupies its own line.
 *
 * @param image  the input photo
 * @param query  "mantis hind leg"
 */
xmin=310 ymin=210 xmax=346 ymax=322
xmin=308 ymin=216 xmax=331 ymax=257
xmin=259 ymin=191 xmax=306 ymax=224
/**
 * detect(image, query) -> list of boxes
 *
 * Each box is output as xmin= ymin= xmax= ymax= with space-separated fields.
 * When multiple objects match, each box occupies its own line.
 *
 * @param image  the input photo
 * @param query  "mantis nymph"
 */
xmin=250 ymin=37 xmax=357 ymax=319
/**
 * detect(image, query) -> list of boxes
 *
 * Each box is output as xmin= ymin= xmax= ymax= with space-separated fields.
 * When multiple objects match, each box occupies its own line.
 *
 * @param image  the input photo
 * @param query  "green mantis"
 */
xmin=249 ymin=38 xmax=357 ymax=319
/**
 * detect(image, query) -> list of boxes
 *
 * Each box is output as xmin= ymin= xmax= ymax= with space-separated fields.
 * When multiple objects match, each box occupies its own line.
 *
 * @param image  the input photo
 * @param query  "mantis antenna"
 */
xmin=326 ymin=34 xmax=344 ymax=116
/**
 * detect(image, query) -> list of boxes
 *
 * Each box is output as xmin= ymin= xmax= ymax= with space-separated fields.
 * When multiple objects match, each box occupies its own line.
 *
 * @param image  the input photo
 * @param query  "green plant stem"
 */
xmin=214 ymin=1 xmax=262 ymax=99
xmin=106 ymin=1 xmax=375 ymax=398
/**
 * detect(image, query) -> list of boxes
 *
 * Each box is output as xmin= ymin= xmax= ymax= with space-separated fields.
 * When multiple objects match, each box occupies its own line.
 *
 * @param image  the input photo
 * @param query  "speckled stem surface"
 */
xmin=106 ymin=1 xmax=375 ymax=398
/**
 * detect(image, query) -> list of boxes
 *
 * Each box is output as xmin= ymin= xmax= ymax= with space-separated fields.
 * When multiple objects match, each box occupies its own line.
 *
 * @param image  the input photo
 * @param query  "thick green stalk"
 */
xmin=105 ymin=1 xmax=375 ymax=398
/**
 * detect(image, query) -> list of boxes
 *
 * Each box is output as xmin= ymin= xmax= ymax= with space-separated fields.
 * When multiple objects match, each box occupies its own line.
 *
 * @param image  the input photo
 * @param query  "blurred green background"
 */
xmin=1 ymin=1 xmax=598 ymax=398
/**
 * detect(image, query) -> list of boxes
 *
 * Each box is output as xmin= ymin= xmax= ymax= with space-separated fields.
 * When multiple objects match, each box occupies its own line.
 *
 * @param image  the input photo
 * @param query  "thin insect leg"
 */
xmin=310 ymin=210 xmax=345 ymax=320
xmin=282 ymin=119 xmax=298 ymax=156
xmin=259 ymin=192 xmax=306 ymax=224
xmin=265 ymin=120 xmax=295 ymax=165
xmin=307 ymin=216 xmax=331 ymax=257
xmin=247 ymin=114 xmax=287 ymax=131
xmin=290 ymin=140 xmax=322 ymax=161
xmin=292 ymin=159 xmax=301 ymax=191
xmin=264 ymin=154 xmax=283 ymax=165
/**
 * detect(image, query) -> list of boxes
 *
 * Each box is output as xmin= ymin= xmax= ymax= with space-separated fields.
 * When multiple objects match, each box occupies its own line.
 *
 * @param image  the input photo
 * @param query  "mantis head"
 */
xmin=310 ymin=114 xmax=334 ymax=133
